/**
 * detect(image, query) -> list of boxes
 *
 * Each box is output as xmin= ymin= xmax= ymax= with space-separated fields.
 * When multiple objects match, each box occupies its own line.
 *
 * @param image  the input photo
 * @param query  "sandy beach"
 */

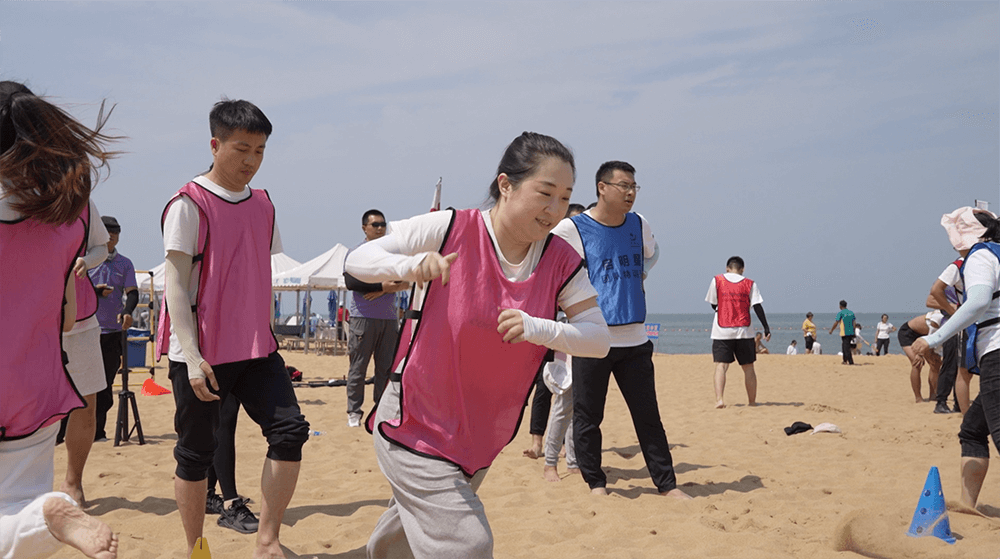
xmin=50 ymin=351 xmax=1000 ymax=559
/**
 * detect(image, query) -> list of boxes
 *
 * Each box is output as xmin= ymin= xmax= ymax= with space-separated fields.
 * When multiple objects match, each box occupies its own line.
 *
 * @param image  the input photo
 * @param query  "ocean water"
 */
xmin=645 ymin=312 xmax=922 ymax=355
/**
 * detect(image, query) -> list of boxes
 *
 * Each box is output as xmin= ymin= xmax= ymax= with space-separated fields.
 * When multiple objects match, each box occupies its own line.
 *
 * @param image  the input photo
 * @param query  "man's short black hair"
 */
xmin=362 ymin=209 xmax=384 ymax=226
xmin=726 ymin=256 xmax=745 ymax=270
xmin=209 ymin=98 xmax=273 ymax=141
xmin=595 ymin=161 xmax=636 ymax=197
xmin=840 ymin=300 xmax=848 ymax=308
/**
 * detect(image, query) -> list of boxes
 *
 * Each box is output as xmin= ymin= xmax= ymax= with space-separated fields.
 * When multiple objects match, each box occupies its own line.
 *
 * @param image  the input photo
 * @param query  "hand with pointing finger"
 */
xmin=414 ymin=252 xmax=458 ymax=289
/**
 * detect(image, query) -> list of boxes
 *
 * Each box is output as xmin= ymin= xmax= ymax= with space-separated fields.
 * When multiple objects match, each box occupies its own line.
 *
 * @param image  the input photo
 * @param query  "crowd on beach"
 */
xmin=2 ymin=82 xmax=999 ymax=559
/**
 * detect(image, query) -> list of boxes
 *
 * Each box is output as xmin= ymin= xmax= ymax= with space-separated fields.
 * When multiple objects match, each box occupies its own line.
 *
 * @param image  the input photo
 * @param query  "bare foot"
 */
xmin=660 ymin=488 xmax=693 ymax=501
xmin=253 ymin=538 xmax=286 ymax=559
xmin=43 ymin=497 xmax=118 ymax=559
xmin=559 ymin=447 xmax=566 ymax=458
xmin=590 ymin=487 xmax=608 ymax=496
xmin=60 ymin=481 xmax=87 ymax=508
xmin=566 ymin=467 xmax=581 ymax=476
xmin=522 ymin=446 xmax=542 ymax=459
xmin=915 ymin=398 xmax=923 ymax=404
xmin=543 ymin=465 xmax=561 ymax=482
xmin=748 ymin=402 xmax=757 ymax=407
xmin=715 ymin=400 xmax=726 ymax=409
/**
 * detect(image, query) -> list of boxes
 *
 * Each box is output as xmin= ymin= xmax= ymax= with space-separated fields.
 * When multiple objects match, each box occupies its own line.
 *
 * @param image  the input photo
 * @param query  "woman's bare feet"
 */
xmin=660 ymin=488 xmax=693 ymax=500
xmin=43 ymin=497 xmax=117 ymax=559
xmin=715 ymin=400 xmax=726 ymax=409
xmin=522 ymin=434 xmax=544 ymax=459
xmin=543 ymin=465 xmax=561 ymax=482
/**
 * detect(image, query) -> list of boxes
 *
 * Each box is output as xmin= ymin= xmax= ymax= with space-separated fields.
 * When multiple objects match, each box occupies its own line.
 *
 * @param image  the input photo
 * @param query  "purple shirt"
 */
xmin=88 ymin=251 xmax=138 ymax=333
xmin=347 ymin=243 xmax=399 ymax=320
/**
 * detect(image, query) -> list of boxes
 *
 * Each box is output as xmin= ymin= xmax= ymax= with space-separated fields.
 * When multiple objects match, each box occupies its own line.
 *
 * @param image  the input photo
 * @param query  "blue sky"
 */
xmin=4 ymin=1 xmax=997 ymax=313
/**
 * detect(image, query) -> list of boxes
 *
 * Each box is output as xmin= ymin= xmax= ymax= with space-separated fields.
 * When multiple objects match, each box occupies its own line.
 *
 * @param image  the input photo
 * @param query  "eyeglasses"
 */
xmin=367 ymin=221 xmax=387 ymax=228
xmin=602 ymin=181 xmax=641 ymax=193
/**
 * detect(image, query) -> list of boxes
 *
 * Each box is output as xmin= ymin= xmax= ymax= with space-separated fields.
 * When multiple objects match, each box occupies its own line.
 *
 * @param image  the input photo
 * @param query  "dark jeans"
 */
xmin=959 ymin=350 xmax=1000 ymax=458
xmin=529 ymin=372 xmax=552 ymax=436
xmin=346 ymin=317 xmax=399 ymax=415
xmin=206 ymin=393 xmax=241 ymax=500
xmin=841 ymin=336 xmax=854 ymax=364
xmin=572 ymin=341 xmax=677 ymax=493
xmin=94 ymin=331 xmax=124 ymax=440
xmin=169 ymin=352 xmax=309 ymax=482
xmin=875 ymin=338 xmax=890 ymax=356
xmin=936 ymin=335 xmax=960 ymax=406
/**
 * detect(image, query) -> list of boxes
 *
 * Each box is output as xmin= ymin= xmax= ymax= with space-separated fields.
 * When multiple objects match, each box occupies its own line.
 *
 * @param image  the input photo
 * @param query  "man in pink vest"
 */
xmin=159 ymin=99 xmax=309 ymax=558
xmin=705 ymin=256 xmax=770 ymax=409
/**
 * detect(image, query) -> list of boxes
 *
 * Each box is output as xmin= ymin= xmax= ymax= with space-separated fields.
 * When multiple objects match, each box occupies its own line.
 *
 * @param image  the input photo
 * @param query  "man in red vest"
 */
xmin=705 ymin=256 xmax=770 ymax=409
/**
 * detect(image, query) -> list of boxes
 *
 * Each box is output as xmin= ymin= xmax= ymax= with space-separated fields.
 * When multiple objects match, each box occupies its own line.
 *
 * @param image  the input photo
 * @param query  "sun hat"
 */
xmin=941 ymin=206 xmax=994 ymax=251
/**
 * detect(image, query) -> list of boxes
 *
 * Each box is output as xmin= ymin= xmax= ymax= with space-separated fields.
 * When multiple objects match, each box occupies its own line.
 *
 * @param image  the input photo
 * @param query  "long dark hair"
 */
xmin=487 ymin=132 xmax=574 ymax=204
xmin=975 ymin=210 xmax=1000 ymax=243
xmin=0 ymin=81 xmax=120 ymax=225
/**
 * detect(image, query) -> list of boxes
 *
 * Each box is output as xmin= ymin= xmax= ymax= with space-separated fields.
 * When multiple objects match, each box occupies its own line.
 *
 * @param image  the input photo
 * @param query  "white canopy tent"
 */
xmin=272 ymin=244 xmax=351 ymax=352
xmin=137 ymin=252 xmax=304 ymax=294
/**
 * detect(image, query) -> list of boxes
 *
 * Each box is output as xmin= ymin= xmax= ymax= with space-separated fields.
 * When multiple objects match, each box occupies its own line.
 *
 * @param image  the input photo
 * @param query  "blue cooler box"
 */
xmin=126 ymin=328 xmax=150 ymax=368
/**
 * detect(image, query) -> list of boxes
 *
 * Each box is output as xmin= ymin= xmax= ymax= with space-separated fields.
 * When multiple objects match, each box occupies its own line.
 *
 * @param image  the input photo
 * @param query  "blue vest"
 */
xmin=960 ymin=242 xmax=1000 ymax=374
xmin=571 ymin=212 xmax=646 ymax=326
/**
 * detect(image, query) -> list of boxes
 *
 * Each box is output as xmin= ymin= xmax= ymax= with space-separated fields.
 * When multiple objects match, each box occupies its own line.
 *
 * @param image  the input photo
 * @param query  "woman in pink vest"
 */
xmin=0 ymin=80 xmax=119 ymax=559
xmin=346 ymin=132 xmax=611 ymax=559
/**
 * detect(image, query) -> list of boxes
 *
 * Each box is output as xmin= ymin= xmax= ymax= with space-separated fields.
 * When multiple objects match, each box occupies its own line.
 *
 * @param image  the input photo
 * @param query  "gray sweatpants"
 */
xmin=347 ymin=317 xmax=399 ymax=416
xmin=367 ymin=380 xmax=493 ymax=559
xmin=544 ymin=387 xmax=576 ymax=469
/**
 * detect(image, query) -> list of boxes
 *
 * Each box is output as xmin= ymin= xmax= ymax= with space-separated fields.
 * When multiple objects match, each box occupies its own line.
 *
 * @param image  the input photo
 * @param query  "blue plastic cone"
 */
xmin=906 ymin=466 xmax=956 ymax=544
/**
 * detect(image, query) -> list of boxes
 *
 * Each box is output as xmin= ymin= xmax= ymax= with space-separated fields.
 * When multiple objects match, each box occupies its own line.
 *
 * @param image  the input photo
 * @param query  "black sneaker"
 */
xmin=953 ymin=402 xmax=963 ymax=413
xmin=933 ymin=402 xmax=955 ymax=414
xmin=217 ymin=498 xmax=259 ymax=534
xmin=205 ymin=491 xmax=224 ymax=515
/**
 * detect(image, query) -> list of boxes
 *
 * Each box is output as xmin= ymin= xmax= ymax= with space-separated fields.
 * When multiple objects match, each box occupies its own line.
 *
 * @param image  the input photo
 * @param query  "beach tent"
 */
xmin=272 ymin=244 xmax=350 ymax=352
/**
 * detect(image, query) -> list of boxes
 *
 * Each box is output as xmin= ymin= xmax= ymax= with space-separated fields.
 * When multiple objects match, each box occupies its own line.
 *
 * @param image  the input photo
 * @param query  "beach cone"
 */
xmin=141 ymin=377 xmax=171 ymax=396
xmin=190 ymin=536 xmax=211 ymax=559
xmin=906 ymin=466 xmax=956 ymax=544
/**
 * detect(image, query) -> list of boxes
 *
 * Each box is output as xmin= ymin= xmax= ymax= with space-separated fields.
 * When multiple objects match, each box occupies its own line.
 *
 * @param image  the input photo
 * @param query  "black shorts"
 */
xmin=898 ymin=322 xmax=920 ymax=347
xmin=804 ymin=336 xmax=814 ymax=350
xmin=713 ymin=338 xmax=756 ymax=365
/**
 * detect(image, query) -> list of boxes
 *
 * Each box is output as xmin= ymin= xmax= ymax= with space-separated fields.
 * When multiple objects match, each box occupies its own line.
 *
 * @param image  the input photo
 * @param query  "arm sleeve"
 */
xmin=123 ymin=289 xmax=139 ymax=315
xmin=517 ymin=306 xmax=610 ymax=358
xmin=164 ymin=251 xmax=206 ymax=378
xmin=753 ymin=303 xmax=770 ymax=336
xmin=344 ymin=271 xmax=383 ymax=293
xmin=923 ymin=284 xmax=992 ymax=347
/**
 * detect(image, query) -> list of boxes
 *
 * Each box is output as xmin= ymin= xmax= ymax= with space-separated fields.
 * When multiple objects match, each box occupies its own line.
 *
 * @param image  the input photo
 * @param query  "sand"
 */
xmin=49 ymin=351 xmax=1000 ymax=559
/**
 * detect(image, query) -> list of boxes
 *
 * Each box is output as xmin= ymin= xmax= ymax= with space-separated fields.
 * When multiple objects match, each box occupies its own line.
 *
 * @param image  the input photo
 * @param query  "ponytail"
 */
xmin=0 ymin=81 xmax=120 ymax=225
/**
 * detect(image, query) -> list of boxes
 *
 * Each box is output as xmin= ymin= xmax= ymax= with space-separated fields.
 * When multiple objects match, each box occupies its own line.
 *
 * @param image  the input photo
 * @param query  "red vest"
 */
xmin=156 ymin=182 xmax=277 ymax=365
xmin=371 ymin=209 xmax=583 ymax=476
xmin=716 ymin=274 xmax=753 ymax=328
xmin=1 ymin=216 xmax=86 ymax=440
xmin=73 ymin=202 xmax=99 ymax=323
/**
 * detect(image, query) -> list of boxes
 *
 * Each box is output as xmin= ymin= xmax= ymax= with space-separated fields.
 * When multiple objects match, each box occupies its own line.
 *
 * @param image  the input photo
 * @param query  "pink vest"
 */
xmin=156 ymin=182 xmax=277 ymax=365
xmin=73 ymin=202 xmax=99 ymax=322
xmin=372 ymin=209 xmax=583 ymax=476
xmin=716 ymin=274 xmax=753 ymax=328
xmin=1 ymin=216 xmax=86 ymax=440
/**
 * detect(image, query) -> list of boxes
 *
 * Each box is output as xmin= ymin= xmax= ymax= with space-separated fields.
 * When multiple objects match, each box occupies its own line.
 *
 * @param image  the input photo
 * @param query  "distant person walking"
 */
xmin=829 ymin=300 xmax=856 ymax=365
xmin=706 ymin=256 xmax=770 ymax=409
xmin=802 ymin=312 xmax=817 ymax=354
xmin=874 ymin=314 xmax=896 ymax=356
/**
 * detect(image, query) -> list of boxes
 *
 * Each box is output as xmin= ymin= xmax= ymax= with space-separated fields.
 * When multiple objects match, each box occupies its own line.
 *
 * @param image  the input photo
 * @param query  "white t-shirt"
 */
xmin=551 ymin=211 xmax=657 ymax=347
xmin=964 ymin=248 xmax=1000 ymax=360
xmin=786 ymin=344 xmax=798 ymax=355
xmin=939 ymin=261 xmax=965 ymax=296
xmin=705 ymin=273 xmax=764 ymax=340
xmin=68 ymin=201 xmax=111 ymax=335
xmin=162 ymin=176 xmax=283 ymax=362
xmin=875 ymin=321 xmax=894 ymax=340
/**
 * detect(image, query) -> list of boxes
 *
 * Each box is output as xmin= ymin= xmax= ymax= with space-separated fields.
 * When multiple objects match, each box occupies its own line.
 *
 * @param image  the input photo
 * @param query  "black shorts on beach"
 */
xmin=897 ymin=322 xmax=920 ymax=348
xmin=713 ymin=338 xmax=756 ymax=365
xmin=804 ymin=336 xmax=814 ymax=350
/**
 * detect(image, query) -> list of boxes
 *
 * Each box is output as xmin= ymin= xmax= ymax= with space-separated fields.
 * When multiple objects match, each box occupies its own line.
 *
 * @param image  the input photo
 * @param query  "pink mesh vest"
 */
xmin=156 ymin=182 xmax=277 ymax=365
xmin=1 ymin=215 xmax=86 ymax=440
xmin=373 ymin=209 xmax=583 ymax=476
xmin=73 ymin=201 xmax=98 ymax=322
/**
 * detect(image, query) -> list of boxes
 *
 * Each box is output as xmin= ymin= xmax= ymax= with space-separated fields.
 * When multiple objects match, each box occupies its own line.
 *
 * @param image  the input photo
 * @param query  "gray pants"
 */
xmin=347 ymin=317 xmax=399 ymax=416
xmin=367 ymin=381 xmax=493 ymax=559
xmin=544 ymin=387 xmax=576 ymax=468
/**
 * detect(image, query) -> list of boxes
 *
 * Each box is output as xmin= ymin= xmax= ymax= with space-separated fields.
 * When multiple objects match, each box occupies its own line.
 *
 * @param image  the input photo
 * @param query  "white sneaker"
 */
xmin=347 ymin=413 xmax=362 ymax=428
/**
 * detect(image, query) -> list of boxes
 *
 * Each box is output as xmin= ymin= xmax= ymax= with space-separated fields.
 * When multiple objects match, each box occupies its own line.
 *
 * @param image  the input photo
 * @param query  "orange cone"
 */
xmin=141 ymin=377 xmax=171 ymax=396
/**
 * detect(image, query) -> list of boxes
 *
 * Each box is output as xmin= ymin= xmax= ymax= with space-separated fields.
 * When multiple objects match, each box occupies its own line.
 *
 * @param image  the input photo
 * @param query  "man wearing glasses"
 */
xmin=552 ymin=161 xmax=690 ymax=499
xmin=343 ymin=210 xmax=409 ymax=427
